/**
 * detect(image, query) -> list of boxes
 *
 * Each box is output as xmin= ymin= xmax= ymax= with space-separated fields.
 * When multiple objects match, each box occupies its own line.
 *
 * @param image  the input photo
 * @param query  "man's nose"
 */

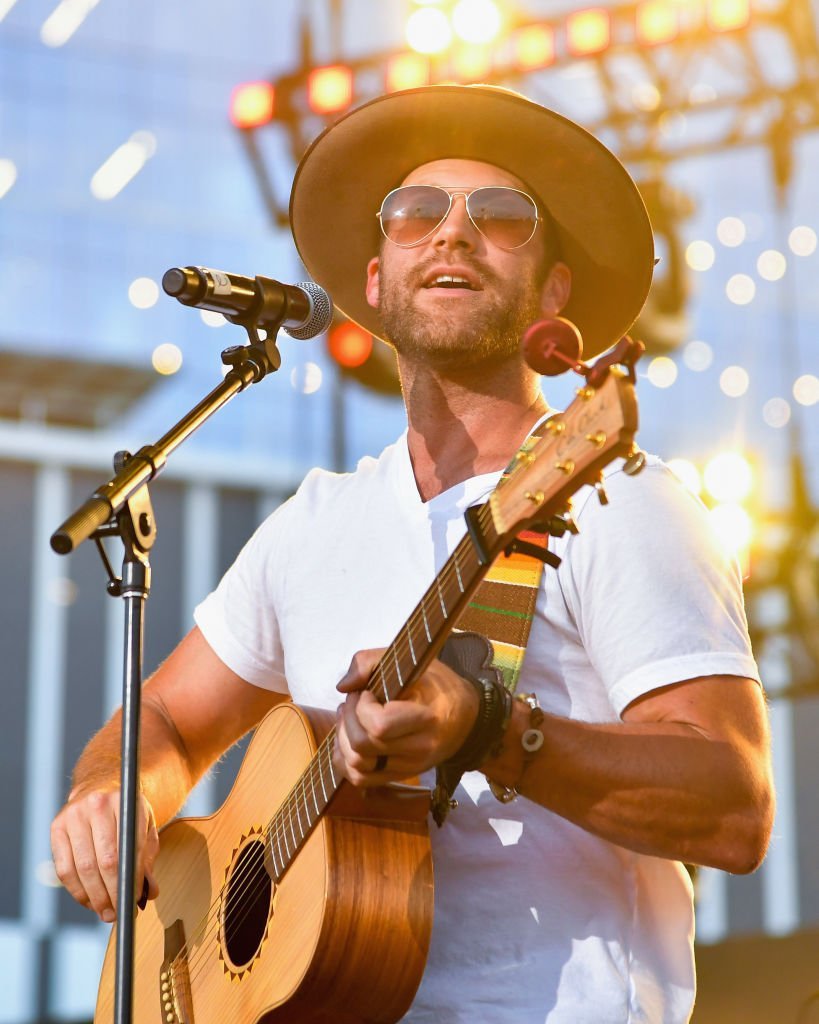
xmin=431 ymin=193 xmax=479 ymax=251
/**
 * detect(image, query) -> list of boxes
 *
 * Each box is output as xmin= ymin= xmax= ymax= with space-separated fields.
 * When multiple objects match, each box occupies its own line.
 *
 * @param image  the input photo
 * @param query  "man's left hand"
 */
xmin=334 ymin=648 xmax=479 ymax=786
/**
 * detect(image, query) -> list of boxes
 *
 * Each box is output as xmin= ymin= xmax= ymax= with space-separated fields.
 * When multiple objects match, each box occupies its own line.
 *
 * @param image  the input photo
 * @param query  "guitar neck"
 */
xmin=264 ymin=504 xmax=501 ymax=882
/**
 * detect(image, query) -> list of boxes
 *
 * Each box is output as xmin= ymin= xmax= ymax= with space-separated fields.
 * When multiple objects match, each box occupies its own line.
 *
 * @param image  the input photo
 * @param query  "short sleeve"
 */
xmin=558 ymin=459 xmax=761 ymax=715
xmin=194 ymin=499 xmax=292 ymax=693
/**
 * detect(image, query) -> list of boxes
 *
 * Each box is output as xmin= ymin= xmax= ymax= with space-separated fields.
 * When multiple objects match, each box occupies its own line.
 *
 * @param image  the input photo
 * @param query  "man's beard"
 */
xmin=377 ymin=255 xmax=546 ymax=371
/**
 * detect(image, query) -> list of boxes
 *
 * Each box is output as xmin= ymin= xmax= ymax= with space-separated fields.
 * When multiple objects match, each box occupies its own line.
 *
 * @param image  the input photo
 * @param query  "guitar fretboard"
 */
xmin=264 ymin=505 xmax=500 ymax=881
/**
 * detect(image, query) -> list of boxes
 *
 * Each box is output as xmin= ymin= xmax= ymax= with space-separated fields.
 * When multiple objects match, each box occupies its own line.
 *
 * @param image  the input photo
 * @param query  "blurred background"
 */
xmin=0 ymin=0 xmax=818 ymax=1020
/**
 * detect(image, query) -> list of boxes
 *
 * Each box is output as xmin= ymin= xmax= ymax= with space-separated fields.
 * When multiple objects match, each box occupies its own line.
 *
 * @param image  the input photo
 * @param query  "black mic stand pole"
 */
xmin=50 ymin=324 xmax=283 ymax=1024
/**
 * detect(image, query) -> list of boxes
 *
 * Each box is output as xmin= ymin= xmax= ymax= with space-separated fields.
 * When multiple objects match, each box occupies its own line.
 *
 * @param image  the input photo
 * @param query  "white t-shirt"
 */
xmin=195 ymin=433 xmax=760 ymax=1023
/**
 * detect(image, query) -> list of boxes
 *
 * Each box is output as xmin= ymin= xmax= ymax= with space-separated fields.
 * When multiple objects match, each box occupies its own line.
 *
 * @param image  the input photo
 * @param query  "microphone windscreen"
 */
xmin=521 ymin=317 xmax=583 ymax=376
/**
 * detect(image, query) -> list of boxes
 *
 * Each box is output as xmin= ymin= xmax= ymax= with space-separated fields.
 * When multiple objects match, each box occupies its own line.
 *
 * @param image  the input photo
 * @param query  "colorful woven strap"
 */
xmin=453 ymin=424 xmax=550 ymax=694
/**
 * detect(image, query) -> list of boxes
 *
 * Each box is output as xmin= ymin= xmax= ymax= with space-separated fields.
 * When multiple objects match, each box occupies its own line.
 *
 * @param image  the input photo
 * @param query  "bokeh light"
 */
xmin=756 ymin=249 xmax=786 ymax=281
xmin=762 ymin=397 xmax=791 ymax=428
xmin=703 ymin=452 xmax=753 ymax=502
xmin=452 ymin=0 xmax=502 ymax=45
xmin=152 ymin=342 xmax=183 ymax=375
xmin=793 ymin=374 xmax=819 ymax=406
xmin=789 ymin=225 xmax=817 ymax=256
xmin=726 ymin=273 xmax=755 ymax=304
xmin=708 ymin=503 xmax=753 ymax=556
xmin=290 ymin=362 xmax=323 ymax=395
xmin=720 ymin=365 xmax=750 ymax=397
xmin=406 ymin=7 xmax=452 ymax=53
xmin=200 ymin=310 xmax=226 ymax=327
xmin=667 ymin=458 xmax=702 ymax=495
xmin=683 ymin=339 xmax=714 ymax=371
xmin=646 ymin=356 xmax=678 ymax=388
xmin=128 ymin=276 xmax=159 ymax=309
xmin=717 ymin=216 xmax=746 ymax=247
xmin=685 ymin=240 xmax=715 ymax=271
xmin=0 ymin=158 xmax=17 ymax=199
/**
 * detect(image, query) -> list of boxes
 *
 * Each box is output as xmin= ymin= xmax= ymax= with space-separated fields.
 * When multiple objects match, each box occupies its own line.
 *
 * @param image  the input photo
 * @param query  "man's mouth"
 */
xmin=421 ymin=270 xmax=483 ymax=292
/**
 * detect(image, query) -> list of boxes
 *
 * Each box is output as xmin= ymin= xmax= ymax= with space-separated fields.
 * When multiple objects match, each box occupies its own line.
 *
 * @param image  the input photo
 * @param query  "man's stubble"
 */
xmin=376 ymin=254 xmax=546 ymax=372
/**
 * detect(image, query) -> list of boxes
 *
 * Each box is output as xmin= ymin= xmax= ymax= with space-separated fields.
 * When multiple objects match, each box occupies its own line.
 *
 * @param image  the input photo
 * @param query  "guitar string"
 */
xmin=165 ymin=404 xmax=609 ymax=985
xmin=169 ymin=507 xmax=495 ymax=986
xmin=176 ymin=464 xmax=565 ymax=990
xmin=179 ymin=525 xmax=485 ymax=987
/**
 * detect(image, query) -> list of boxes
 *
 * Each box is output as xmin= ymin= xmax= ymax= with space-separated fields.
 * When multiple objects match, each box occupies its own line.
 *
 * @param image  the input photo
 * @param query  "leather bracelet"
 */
xmin=441 ymin=673 xmax=512 ymax=774
xmin=489 ymin=692 xmax=545 ymax=804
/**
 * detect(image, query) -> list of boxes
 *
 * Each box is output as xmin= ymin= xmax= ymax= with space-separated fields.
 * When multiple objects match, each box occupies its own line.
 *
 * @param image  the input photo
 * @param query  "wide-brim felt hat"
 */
xmin=290 ymin=85 xmax=654 ymax=359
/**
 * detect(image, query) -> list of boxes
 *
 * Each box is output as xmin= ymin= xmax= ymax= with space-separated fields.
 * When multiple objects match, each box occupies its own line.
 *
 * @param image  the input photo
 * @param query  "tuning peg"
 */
xmin=594 ymin=476 xmax=609 ymax=505
xmin=623 ymin=448 xmax=647 ymax=476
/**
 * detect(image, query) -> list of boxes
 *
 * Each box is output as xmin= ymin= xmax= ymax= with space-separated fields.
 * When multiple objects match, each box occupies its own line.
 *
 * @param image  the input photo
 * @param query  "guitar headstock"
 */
xmin=490 ymin=367 xmax=640 ymax=540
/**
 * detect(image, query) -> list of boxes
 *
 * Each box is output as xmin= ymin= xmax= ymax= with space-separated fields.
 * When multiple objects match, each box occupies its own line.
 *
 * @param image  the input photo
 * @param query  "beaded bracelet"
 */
xmin=489 ymin=692 xmax=545 ymax=804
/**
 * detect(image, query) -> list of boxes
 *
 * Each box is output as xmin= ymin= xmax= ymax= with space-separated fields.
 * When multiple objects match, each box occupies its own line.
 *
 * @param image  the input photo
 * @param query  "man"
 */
xmin=52 ymin=86 xmax=773 ymax=1022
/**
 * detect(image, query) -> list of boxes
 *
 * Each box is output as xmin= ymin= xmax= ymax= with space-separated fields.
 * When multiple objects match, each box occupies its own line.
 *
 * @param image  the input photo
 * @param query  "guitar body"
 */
xmin=94 ymin=702 xmax=433 ymax=1024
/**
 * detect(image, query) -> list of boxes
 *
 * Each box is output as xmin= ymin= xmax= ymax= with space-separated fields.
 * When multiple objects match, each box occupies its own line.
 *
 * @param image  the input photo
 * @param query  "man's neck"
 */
xmin=398 ymin=356 xmax=548 ymax=502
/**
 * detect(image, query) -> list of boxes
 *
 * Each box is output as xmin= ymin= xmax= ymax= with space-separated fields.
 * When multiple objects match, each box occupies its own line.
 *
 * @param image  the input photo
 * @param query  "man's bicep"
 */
xmin=622 ymin=675 xmax=769 ymax=752
xmin=143 ymin=626 xmax=290 ymax=779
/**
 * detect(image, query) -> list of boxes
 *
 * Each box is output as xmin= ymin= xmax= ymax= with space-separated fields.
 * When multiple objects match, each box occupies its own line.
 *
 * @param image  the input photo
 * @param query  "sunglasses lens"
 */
xmin=467 ymin=187 xmax=539 ymax=249
xmin=379 ymin=186 xmax=450 ymax=246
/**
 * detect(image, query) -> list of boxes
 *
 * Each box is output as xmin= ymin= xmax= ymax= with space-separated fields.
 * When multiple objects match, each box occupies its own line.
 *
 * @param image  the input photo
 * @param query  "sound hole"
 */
xmin=223 ymin=839 xmax=272 ymax=968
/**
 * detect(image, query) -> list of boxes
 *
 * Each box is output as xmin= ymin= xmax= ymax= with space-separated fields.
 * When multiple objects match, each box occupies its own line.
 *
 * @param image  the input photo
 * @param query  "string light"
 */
xmin=717 ymin=216 xmax=746 ymax=247
xmin=685 ymin=240 xmax=715 ymax=271
xmin=726 ymin=273 xmax=755 ymax=305
xmin=757 ymin=249 xmax=786 ymax=281
xmin=720 ymin=365 xmax=750 ymax=397
xmin=683 ymin=340 xmax=714 ymax=371
xmin=793 ymin=374 xmax=819 ymax=406
xmin=152 ymin=343 xmax=183 ymax=375
xmin=762 ymin=397 xmax=791 ymax=428
xmin=128 ymin=277 xmax=159 ymax=309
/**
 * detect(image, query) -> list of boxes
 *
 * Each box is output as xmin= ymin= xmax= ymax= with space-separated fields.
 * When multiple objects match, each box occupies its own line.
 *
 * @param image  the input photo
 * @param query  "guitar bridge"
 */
xmin=159 ymin=919 xmax=194 ymax=1024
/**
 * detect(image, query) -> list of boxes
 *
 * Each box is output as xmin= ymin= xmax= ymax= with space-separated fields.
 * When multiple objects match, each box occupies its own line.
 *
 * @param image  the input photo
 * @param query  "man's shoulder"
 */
xmin=290 ymin=434 xmax=406 ymax=509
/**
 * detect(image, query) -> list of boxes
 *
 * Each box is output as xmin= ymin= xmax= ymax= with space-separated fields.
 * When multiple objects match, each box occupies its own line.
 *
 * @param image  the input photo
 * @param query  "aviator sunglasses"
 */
xmin=377 ymin=184 xmax=541 ymax=251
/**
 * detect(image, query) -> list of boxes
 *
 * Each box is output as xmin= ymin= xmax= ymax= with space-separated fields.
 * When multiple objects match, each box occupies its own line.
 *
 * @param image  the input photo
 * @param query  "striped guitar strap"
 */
xmin=431 ymin=420 xmax=562 ymax=825
xmin=453 ymin=419 xmax=554 ymax=694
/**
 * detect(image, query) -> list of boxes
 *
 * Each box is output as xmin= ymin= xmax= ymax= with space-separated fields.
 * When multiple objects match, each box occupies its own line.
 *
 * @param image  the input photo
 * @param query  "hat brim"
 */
xmin=290 ymin=86 xmax=654 ymax=359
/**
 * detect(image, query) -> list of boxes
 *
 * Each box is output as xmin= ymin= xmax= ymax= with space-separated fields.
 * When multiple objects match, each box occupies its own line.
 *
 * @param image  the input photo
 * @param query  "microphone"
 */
xmin=162 ymin=266 xmax=333 ymax=340
xmin=521 ymin=317 xmax=583 ymax=376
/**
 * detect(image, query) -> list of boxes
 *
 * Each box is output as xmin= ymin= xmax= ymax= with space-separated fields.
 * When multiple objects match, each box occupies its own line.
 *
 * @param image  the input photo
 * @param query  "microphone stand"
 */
xmin=50 ymin=323 xmax=284 ymax=1024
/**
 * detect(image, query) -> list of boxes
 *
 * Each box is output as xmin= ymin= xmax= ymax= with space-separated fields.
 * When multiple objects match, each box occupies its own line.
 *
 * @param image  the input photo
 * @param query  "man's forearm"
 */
xmin=69 ymin=697 xmax=196 ymax=827
xmin=482 ymin=694 xmax=773 ymax=874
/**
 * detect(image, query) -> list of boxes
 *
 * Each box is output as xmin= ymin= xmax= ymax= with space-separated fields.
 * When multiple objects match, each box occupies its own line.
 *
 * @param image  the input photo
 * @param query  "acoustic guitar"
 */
xmin=94 ymin=347 xmax=640 ymax=1024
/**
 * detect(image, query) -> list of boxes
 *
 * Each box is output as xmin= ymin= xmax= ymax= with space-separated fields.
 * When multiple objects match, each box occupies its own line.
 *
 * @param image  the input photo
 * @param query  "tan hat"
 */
xmin=290 ymin=85 xmax=654 ymax=358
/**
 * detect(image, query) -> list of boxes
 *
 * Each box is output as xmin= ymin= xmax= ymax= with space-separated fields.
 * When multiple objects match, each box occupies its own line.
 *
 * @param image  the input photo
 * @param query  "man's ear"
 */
xmin=539 ymin=261 xmax=572 ymax=317
xmin=365 ymin=257 xmax=380 ymax=309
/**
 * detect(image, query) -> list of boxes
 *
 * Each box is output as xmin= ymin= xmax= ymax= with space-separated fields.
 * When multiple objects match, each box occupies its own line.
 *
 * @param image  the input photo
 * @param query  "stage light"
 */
xmin=793 ymin=374 xmax=819 ymax=406
xmin=683 ymin=340 xmax=714 ymax=371
xmin=0 ymin=158 xmax=17 ymax=199
xmin=667 ymin=458 xmax=702 ymax=495
xmin=513 ymin=25 xmax=556 ymax=70
xmin=685 ymin=240 xmax=715 ymax=271
xmin=128 ymin=277 xmax=159 ymax=310
xmin=307 ymin=65 xmax=353 ymax=115
xmin=328 ymin=321 xmax=373 ymax=369
xmin=566 ymin=8 xmax=611 ymax=57
xmin=386 ymin=53 xmax=430 ymax=91
xmin=152 ymin=343 xmax=183 ymax=376
xmin=708 ymin=503 xmax=753 ymax=557
xmin=720 ymin=365 xmax=750 ymax=397
xmin=406 ymin=7 xmax=453 ymax=54
xmin=90 ymin=131 xmax=156 ymax=201
xmin=635 ymin=0 xmax=679 ymax=46
xmin=762 ymin=397 xmax=791 ymax=428
xmin=707 ymin=0 xmax=751 ymax=33
xmin=704 ymin=452 xmax=753 ymax=503
xmin=290 ymin=362 xmax=323 ymax=395
xmin=646 ymin=356 xmax=678 ymax=388
xmin=230 ymin=82 xmax=275 ymax=129
xmin=757 ymin=249 xmax=786 ymax=281
xmin=717 ymin=215 xmax=746 ymax=246
xmin=452 ymin=44 xmax=493 ymax=79
xmin=726 ymin=273 xmax=755 ymax=305
xmin=788 ymin=225 xmax=817 ymax=256
xmin=452 ymin=0 xmax=502 ymax=45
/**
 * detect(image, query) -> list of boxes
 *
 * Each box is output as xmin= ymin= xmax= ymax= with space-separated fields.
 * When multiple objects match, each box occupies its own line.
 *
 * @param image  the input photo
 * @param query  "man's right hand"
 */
xmin=50 ymin=788 xmax=160 ymax=923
